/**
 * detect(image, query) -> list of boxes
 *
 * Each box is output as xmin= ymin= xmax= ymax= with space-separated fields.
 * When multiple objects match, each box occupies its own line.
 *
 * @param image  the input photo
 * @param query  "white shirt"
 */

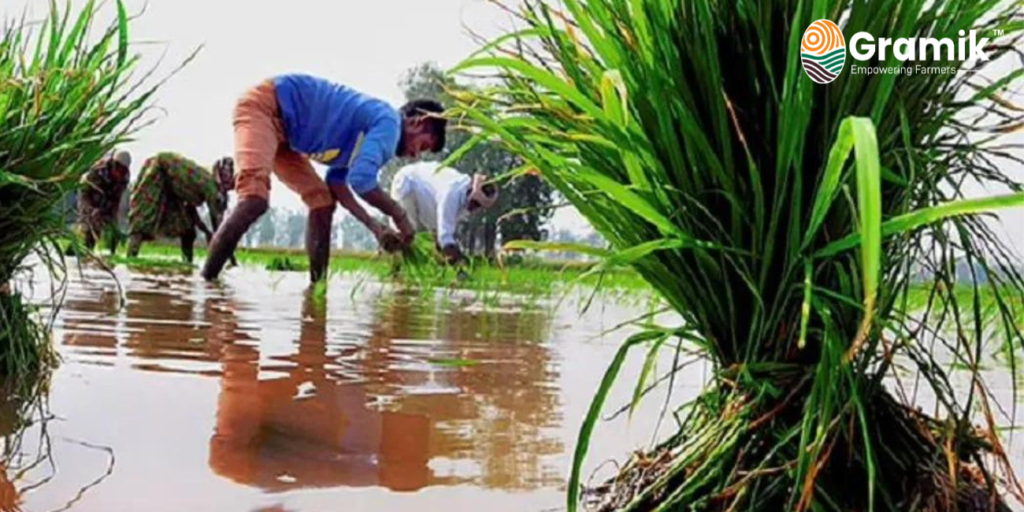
xmin=390 ymin=162 xmax=471 ymax=247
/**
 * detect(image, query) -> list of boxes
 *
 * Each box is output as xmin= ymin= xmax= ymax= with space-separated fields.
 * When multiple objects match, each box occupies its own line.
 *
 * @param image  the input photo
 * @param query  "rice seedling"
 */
xmin=450 ymin=0 xmax=1024 ymax=510
xmin=0 ymin=0 xmax=158 ymax=384
xmin=266 ymin=256 xmax=306 ymax=272
xmin=127 ymin=239 xmax=651 ymax=295
xmin=395 ymin=232 xmax=449 ymax=282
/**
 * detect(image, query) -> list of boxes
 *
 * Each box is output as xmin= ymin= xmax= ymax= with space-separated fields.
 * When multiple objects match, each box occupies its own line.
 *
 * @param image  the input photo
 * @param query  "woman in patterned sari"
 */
xmin=127 ymin=153 xmax=235 ymax=263
xmin=78 ymin=151 xmax=132 ymax=254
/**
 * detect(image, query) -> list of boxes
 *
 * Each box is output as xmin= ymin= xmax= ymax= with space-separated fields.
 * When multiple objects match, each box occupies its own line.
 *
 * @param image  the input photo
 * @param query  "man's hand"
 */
xmin=197 ymin=222 xmax=214 ymax=244
xmin=331 ymin=183 xmax=411 ymax=251
xmin=359 ymin=187 xmax=415 ymax=246
xmin=371 ymin=222 xmax=403 ymax=253
xmin=442 ymin=244 xmax=463 ymax=266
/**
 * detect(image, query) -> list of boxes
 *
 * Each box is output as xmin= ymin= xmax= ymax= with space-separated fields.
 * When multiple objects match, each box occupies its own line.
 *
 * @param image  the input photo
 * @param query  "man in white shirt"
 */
xmin=390 ymin=161 xmax=499 ymax=264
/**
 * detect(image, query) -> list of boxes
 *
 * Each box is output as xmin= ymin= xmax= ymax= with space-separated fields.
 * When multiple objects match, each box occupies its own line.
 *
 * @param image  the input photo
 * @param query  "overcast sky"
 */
xmin=6 ymin=0 xmax=1023 ymax=245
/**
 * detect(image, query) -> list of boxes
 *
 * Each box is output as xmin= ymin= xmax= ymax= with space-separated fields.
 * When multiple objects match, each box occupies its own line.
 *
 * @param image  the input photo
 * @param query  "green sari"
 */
xmin=128 ymin=152 xmax=224 ymax=240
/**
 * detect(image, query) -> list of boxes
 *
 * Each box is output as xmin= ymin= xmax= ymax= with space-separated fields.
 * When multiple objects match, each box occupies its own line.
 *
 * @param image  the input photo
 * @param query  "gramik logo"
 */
xmin=801 ymin=20 xmax=846 ymax=84
xmin=801 ymin=20 xmax=992 ymax=84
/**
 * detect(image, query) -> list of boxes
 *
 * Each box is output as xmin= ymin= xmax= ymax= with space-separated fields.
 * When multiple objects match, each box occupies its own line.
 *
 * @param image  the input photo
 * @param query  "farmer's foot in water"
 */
xmin=306 ymin=204 xmax=335 ymax=283
xmin=181 ymin=232 xmax=196 ymax=264
xmin=202 ymin=197 xmax=268 ymax=281
xmin=82 ymin=230 xmax=97 ymax=253
xmin=127 ymin=234 xmax=143 ymax=259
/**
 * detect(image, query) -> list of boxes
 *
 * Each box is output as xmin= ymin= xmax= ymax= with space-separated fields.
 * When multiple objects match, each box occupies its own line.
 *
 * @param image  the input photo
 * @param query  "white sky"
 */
xmin=5 ymin=0 xmax=1022 ymax=244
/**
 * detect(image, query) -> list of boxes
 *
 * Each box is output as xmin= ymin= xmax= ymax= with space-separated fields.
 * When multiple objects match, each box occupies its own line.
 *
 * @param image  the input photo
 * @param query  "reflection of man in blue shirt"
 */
xmin=203 ymin=74 xmax=447 ymax=283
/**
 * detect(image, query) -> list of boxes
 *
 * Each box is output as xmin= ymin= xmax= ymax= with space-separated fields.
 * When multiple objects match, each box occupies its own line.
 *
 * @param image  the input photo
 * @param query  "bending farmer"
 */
xmin=78 ymin=150 xmax=132 ymax=255
xmin=202 ymin=74 xmax=446 ymax=283
xmin=127 ymin=153 xmax=235 ymax=263
xmin=390 ymin=162 xmax=499 ymax=265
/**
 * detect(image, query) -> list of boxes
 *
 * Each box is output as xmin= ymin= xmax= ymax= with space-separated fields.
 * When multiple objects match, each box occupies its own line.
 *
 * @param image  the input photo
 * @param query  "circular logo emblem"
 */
xmin=801 ymin=20 xmax=846 ymax=84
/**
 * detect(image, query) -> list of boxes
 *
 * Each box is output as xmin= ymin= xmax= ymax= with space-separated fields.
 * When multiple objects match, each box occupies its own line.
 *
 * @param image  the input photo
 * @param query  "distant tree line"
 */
xmin=240 ymin=207 xmax=378 ymax=252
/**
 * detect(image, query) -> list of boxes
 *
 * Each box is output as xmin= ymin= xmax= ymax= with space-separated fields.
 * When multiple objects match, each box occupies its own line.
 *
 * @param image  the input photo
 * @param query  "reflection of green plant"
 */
xmin=310 ymin=279 xmax=328 ymax=312
xmin=428 ymin=357 xmax=480 ymax=368
xmin=0 ymin=0 xmax=161 ymax=383
xmin=0 ymin=372 xmax=51 ymax=512
xmin=452 ymin=0 xmax=1024 ymax=510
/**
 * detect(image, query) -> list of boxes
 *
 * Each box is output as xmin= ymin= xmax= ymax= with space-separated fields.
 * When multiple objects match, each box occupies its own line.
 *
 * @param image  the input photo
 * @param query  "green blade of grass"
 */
xmin=568 ymin=329 xmax=664 ymax=512
xmin=816 ymin=193 xmax=1024 ymax=259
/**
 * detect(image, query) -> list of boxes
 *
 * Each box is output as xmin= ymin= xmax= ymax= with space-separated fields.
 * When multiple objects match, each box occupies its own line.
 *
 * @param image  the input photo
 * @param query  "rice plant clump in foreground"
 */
xmin=451 ymin=0 xmax=1024 ymax=510
xmin=0 ymin=0 xmax=156 ymax=382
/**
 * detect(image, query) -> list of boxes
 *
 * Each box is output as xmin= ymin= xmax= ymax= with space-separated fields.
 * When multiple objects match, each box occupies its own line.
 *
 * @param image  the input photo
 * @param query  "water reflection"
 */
xmin=207 ymin=285 xmax=562 ymax=493
xmin=0 ymin=378 xmax=50 ymax=512
xmin=60 ymin=282 xmax=121 ymax=359
xmin=123 ymin=274 xmax=225 ymax=375
xmin=365 ymin=290 xmax=562 ymax=491
xmin=24 ymin=266 xmax=1023 ymax=511
xmin=53 ymin=267 xmax=566 ymax=498
xmin=209 ymin=289 xmax=434 ymax=491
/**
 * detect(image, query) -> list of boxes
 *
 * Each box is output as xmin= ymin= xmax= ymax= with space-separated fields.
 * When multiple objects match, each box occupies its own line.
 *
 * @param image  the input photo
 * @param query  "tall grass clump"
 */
xmin=0 ymin=0 xmax=156 ymax=382
xmin=451 ymin=0 xmax=1024 ymax=510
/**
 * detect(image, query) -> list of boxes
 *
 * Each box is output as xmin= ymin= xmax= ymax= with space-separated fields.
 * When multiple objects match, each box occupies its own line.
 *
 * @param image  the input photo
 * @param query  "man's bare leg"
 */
xmin=181 ymin=230 xmax=197 ymax=264
xmin=201 ymin=197 xmax=268 ymax=281
xmin=105 ymin=225 xmax=120 ymax=256
xmin=306 ymin=205 xmax=335 ymax=283
xmin=82 ymin=226 xmax=97 ymax=252
xmin=127 ymin=233 xmax=144 ymax=258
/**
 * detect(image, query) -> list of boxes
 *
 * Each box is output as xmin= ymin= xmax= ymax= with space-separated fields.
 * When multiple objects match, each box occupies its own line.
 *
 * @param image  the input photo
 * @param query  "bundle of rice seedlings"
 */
xmin=451 ymin=0 xmax=1024 ymax=510
xmin=395 ymin=232 xmax=449 ymax=283
xmin=0 ymin=0 xmax=158 ymax=383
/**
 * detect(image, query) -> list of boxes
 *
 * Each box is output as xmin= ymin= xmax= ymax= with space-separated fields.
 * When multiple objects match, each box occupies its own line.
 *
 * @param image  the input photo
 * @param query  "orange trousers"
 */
xmin=233 ymin=81 xmax=334 ymax=210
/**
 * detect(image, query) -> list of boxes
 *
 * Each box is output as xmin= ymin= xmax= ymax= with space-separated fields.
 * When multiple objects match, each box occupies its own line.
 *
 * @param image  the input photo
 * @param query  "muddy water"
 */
xmin=8 ymin=265 xmax=691 ymax=512
xmin=5 ymin=264 xmax=1023 ymax=512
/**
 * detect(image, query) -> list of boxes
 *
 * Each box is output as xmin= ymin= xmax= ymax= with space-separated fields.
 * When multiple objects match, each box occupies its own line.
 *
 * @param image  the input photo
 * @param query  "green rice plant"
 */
xmin=266 ymin=256 xmax=305 ymax=272
xmin=450 ymin=0 xmax=1024 ymax=510
xmin=0 ymin=0 xmax=158 ymax=383
xmin=0 ymin=294 xmax=56 ymax=382
xmin=395 ymin=232 xmax=453 ymax=283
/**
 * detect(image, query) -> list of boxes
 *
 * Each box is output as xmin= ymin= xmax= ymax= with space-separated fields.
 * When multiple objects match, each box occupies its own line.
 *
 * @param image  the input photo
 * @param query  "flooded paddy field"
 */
xmin=3 ymin=263 xmax=687 ymax=512
xmin=1 ymin=261 xmax=1021 ymax=512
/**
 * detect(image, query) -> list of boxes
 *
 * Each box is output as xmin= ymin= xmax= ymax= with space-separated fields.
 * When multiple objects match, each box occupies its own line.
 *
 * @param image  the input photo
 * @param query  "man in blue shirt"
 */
xmin=202 ymin=75 xmax=446 ymax=283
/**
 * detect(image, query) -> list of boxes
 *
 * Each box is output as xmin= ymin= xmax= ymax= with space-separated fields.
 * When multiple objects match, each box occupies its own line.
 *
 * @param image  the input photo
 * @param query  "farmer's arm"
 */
xmin=347 ymin=119 xmax=415 ymax=242
xmin=104 ymin=181 xmax=129 ymax=221
xmin=206 ymin=195 xmax=224 ymax=241
xmin=207 ymin=207 xmax=221 ymax=240
xmin=326 ymin=174 xmax=385 ymax=234
xmin=194 ymin=204 xmax=214 ymax=241
xmin=79 ymin=170 xmax=105 ymax=207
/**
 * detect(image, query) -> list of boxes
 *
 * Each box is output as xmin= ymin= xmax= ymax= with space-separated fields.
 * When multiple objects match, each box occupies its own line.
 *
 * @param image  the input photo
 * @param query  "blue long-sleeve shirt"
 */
xmin=273 ymin=74 xmax=401 ymax=194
